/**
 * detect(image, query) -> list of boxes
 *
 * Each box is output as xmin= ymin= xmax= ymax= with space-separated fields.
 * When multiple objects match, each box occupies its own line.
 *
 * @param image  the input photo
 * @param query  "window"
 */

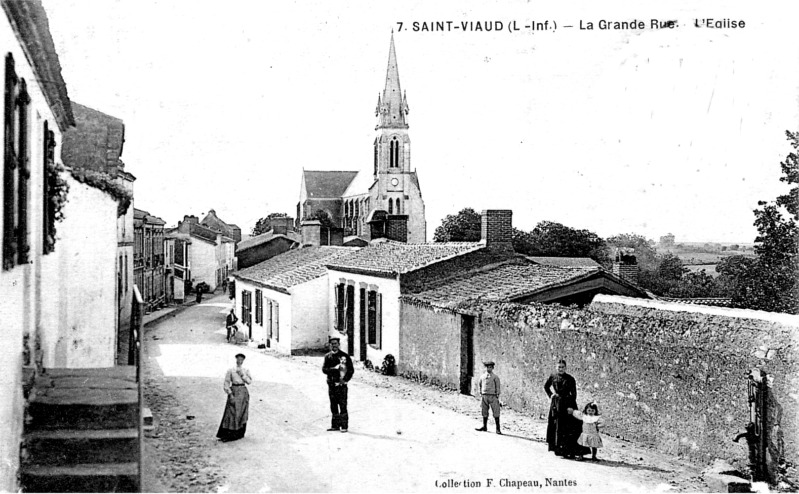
xmin=266 ymin=300 xmax=272 ymax=338
xmin=396 ymin=198 xmax=401 ymax=214
xmin=124 ymin=254 xmax=128 ymax=292
xmin=3 ymin=54 xmax=31 ymax=270
xmin=373 ymin=140 xmax=378 ymax=174
xmin=42 ymin=122 xmax=57 ymax=254
xmin=335 ymin=283 xmax=345 ymax=331
xmin=255 ymin=289 xmax=262 ymax=325
xmin=242 ymin=290 xmax=252 ymax=327
xmin=389 ymin=137 xmax=399 ymax=168
xmin=367 ymin=289 xmax=382 ymax=348
xmin=388 ymin=198 xmax=393 ymax=215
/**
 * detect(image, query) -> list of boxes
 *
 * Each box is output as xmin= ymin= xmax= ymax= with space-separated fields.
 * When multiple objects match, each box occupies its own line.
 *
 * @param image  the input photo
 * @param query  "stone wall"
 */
xmin=399 ymin=300 xmax=463 ymax=390
xmin=468 ymin=296 xmax=798 ymax=474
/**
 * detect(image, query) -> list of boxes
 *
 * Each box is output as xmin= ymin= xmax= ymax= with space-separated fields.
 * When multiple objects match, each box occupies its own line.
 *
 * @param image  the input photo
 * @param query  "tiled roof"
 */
xmin=326 ymin=241 xmax=485 ymax=276
xmin=303 ymin=171 xmax=358 ymax=198
xmin=190 ymin=223 xmax=218 ymax=243
xmin=528 ymin=256 xmax=602 ymax=269
xmin=403 ymin=261 xmax=597 ymax=309
xmin=237 ymin=230 xmax=301 ymax=251
xmin=1 ymin=0 xmax=74 ymax=131
xmin=234 ymin=246 xmax=359 ymax=292
xmin=61 ymin=102 xmax=124 ymax=176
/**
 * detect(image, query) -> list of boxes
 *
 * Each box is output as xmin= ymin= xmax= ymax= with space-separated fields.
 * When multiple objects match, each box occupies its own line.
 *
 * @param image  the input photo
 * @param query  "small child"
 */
xmin=567 ymin=402 xmax=604 ymax=461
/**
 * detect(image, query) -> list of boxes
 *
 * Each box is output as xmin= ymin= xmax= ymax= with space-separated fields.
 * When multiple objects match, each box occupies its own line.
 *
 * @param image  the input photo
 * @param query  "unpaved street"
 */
xmin=143 ymin=293 xmax=710 ymax=493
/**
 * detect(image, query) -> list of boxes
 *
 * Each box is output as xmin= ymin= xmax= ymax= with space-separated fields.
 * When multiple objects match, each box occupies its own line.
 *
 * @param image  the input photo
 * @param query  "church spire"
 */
xmin=377 ymin=32 xmax=409 ymax=129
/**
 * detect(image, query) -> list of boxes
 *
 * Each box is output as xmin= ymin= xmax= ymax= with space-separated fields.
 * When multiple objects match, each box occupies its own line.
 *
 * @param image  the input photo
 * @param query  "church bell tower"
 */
xmin=373 ymin=33 xmax=411 ymax=216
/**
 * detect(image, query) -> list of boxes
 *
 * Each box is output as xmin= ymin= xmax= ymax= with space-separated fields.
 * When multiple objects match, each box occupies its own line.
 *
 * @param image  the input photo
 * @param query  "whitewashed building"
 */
xmin=232 ymin=246 xmax=358 ymax=354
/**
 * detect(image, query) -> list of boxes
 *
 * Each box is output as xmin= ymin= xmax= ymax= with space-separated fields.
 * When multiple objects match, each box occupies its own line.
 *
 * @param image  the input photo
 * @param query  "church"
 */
xmin=297 ymin=34 xmax=427 ymax=244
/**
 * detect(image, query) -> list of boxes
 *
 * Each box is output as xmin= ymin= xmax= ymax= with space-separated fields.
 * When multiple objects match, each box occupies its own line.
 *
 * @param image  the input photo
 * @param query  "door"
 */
xmin=359 ymin=288 xmax=367 ymax=361
xmin=346 ymin=285 xmax=355 ymax=356
xmin=460 ymin=315 xmax=475 ymax=395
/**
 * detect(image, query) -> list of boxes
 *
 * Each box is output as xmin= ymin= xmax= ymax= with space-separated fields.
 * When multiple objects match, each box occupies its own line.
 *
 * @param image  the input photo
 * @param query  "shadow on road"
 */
xmin=589 ymin=458 xmax=672 ymax=474
xmin=495 ymin=432 xmax=546 ymax=444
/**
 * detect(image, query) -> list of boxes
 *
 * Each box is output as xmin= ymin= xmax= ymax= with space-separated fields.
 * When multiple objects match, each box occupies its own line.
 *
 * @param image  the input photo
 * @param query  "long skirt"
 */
xmin=547 ymin=409 xmax=589 ymax=457
xmin=217 ymin=385 xmax=249 ymax=441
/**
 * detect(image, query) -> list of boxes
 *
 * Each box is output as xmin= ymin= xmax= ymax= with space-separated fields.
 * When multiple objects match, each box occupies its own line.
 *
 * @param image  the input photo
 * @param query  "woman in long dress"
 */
xmin=543 ymin=359 xmax=589 ymax=458
xmin=216 ymin=353 xmax=252 ymax=442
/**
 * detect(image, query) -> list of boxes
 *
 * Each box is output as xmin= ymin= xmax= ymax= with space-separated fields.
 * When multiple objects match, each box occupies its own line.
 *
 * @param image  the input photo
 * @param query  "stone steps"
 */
xmin=25 ymin=428 xmax=139 ymax=466
xmin=21 ymin=463 xmax=139 ymax=493
xmin=21 ymin=367 xmax=141 ymax=492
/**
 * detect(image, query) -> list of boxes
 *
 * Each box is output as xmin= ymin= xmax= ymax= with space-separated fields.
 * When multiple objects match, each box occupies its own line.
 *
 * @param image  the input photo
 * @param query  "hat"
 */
xmin=235 ymin=353 xmax=246 ymax=359
xmin=483 ymin=361 xmax=495 ymax=367
xmin=329 ymin=336 xmax=341 ymax=342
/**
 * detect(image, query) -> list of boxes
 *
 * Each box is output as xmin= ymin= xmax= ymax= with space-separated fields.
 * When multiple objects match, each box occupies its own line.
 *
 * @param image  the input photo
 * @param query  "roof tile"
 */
xmin=234 ymin=246 xmax=359 ymax=291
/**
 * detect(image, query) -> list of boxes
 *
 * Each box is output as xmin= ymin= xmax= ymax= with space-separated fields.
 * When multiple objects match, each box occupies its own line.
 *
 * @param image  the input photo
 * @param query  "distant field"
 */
xmin=658 ymin=250 xmax=756 ymax=266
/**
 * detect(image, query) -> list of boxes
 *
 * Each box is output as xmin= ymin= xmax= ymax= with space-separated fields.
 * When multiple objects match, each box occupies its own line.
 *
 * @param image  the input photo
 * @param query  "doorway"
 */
xmin=460 ymin=315 xmax=475 ymax=395
xmin=346 ymin=285 xmax=355 ymax=356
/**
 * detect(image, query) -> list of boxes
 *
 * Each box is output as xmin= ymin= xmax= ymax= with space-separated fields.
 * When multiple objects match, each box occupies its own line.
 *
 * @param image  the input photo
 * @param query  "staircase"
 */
xmin=21 ymin=367 xmax=142 ymax=493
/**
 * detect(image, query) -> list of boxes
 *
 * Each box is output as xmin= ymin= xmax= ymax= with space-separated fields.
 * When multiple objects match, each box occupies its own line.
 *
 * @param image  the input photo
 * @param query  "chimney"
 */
xmin=183 ymin=215 xmax=199 ymax=225
xmin=301 ymin=220 xmax=322 ymax=246
xmin=386 ymin=215 xmax=408 ymax=243
xmin=271 ymin=216 xmax=294 ymax=236
xmin=613 ymin=253 xmax=639 ymax=285
xmin=481 ymin=210 xmax=513 ymax=252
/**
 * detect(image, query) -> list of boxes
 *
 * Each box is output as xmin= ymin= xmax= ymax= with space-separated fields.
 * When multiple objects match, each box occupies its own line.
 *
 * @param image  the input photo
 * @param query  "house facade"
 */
xmin=0 ymin=2 xmax=75 ymax=485
xmin=60 ymin=101 xmax=135 ymax=362
xmin=167 ymin=232 xmax=191 ymax=302
xmin=232 ymin=246 xmax=358 ymax=354
xmin=298 ymin=34 xmax=426 ymax=244
xmin=170 ymin=214 xmax=234 ymax=292
xmin=134 ymin=207 xmax=166 ymax=311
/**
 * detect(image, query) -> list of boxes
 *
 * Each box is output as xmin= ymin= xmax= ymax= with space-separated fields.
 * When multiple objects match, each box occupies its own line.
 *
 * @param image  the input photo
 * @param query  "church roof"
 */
xmin=303 ymin=170 xmax=358 ymax=199
xmin=342 ymin=171 xmax=376 ymax=198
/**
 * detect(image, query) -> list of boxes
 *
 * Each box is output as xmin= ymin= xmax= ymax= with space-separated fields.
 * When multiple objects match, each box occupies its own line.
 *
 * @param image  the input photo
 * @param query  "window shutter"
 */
xmin=275 ymin=303 xmax=279 ymax=341
xmin=377 ymin=293 xmax=383 ymax=349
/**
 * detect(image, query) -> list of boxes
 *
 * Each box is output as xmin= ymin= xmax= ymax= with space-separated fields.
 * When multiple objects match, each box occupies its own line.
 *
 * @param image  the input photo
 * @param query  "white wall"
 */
xmin=190 ymin=238 xmax=217 ymax=291
xmin=0 ymin=12 xmax=67 ymax=490
xmin=327 ymin=269 xmax=401 ymax=365
xmin=290 ymin=276 xmax=329 ymax=350
xmin=40 ymin=177 xmax=118 ymax=368
xmin=235 ymin=279 xmax=292 ymax=354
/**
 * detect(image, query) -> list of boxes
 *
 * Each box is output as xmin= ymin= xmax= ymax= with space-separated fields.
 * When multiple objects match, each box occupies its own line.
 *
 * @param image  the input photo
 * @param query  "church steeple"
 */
xmin=376 ymin=32 xmax=409 ymax=129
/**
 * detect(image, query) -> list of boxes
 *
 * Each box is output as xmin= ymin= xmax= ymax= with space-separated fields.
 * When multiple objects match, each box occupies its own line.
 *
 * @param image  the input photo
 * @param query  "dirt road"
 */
xmin=142 ymin=293 xmax=709 ymax=493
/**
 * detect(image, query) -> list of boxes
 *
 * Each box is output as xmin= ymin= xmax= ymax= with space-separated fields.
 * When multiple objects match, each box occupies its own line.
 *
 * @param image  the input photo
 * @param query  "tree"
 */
xmin=659 ymin=233 xmax=675 ymax=248
xmin=252 ymin=212 xmax=289 ymax=236
xmin=514 ymin=221 xmax=611 ymax=266
xmin=606 ymin=233 xmax=658 ymax=269
xmin=433 ymin=208 xmax=481 ymax=242
xmin=656 ymin=253 xmax=687 ymax=281
xmin=721 ymin=131 xmax=799 ymax=313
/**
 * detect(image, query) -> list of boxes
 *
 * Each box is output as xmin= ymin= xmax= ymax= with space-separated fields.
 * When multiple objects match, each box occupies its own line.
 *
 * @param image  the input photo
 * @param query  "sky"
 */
xmin=41 ymin=0 xmax=799 ymax=243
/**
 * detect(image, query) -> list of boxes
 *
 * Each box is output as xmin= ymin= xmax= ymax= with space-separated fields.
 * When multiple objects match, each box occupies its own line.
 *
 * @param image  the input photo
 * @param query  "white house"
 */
xmin=232 ymin=246 xmax=358 ymax=354
xmin=0 ymin=1 xmax=74 ymax=488
xmin=170 ymin=214 xmax=234 ymax=292
xmin=326 ymin=240 xmax=485 ymax=365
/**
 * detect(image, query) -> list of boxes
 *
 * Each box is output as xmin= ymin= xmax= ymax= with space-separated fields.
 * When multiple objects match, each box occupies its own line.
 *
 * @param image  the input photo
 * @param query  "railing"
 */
xmin=130 ymin=284 xmax=144 ymax=492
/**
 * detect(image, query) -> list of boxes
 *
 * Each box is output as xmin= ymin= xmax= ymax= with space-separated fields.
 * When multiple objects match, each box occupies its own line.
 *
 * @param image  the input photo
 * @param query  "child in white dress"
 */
xmin=567 ymin=402 xmax=604 ymax=461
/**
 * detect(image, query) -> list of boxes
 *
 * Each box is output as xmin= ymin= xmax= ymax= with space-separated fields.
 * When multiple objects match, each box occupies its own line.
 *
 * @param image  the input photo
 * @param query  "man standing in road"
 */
xmin=475 ymin=361 xmax=502 ymax=434
xmin=322 ymin=336 xmax=354 ymax=432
